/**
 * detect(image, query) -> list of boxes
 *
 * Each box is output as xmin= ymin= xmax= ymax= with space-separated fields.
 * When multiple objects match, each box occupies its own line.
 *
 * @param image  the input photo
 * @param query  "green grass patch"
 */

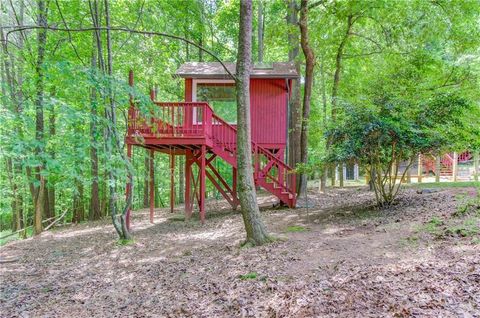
xmin=285 ymin=225 xmax=308 ymax=233
xmin=408 ymin=181 xmax=480 ymax=189
xmin=0 ymin=228 xmax=32 ymax=246
xmin=447 ymin=218 xmax=480 ymax=237
xmin=239 ymin=272 xmax=258 ymax=280
xmin=117 ymin=238 xmax=135 ymax=246
xmin=419 ymin=216 xmax=445 ymax=237
xmin=0 ymin=230 xmax=18 ymax=246
xmin=168 ymin=214 xmax=186 ymax=222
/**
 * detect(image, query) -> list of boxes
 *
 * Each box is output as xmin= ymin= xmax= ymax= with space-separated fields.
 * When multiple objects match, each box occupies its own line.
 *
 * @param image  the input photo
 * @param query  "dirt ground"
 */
xmin=1 ymin=186 xmax=479 ymax=318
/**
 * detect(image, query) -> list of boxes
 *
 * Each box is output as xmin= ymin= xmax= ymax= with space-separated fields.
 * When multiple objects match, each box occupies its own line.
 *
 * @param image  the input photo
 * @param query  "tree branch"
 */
xmin=2 ymin=24 xmax=237 ymax=80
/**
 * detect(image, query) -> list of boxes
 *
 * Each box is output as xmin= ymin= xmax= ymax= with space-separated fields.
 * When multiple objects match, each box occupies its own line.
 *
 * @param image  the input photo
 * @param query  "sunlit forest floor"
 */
xmin=1 ymin=185 xmax=479 ymax=317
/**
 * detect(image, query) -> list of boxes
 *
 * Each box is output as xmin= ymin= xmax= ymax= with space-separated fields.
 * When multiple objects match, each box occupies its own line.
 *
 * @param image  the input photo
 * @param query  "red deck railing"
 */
xmin=128 ymin=102 xmax=213 ymax=138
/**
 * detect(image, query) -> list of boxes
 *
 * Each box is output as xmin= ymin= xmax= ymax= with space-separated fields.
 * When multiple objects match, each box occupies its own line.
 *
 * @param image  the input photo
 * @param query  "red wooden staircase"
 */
xmin=126 ymin=101 xmax=296 ymax=222
xmin=422 ymin=152 xmax=472 ymax=177
xmin=210 ymin=113 xmax=296 ymax=208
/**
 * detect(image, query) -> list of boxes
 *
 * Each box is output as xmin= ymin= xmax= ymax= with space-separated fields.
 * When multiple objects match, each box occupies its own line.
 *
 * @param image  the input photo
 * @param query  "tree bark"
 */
xmin=236 ymin=0 xmax=270 ymax=246
xmin=329 ymin=15 xmax=353 ymax=189
xmin=297 ymin=0 xmax=315 ymax=200
xmin=89 ymin=35 xmax=102 ymax=220
xmin=73 ymin=180 xmax=85 ymax=223
xmin=286 ymin=0 xmax=302 ymax=190
xmin=33 ymin=0 xmax=49 ymax=235
xmin=47 ymin=92 xmax=56 ymax=219
xmin=104 ymin=0 xmax=131 ymax=240
xmin=319 ymin=55 xmax=327 ymax=192
xmin=0 ymin=0 xmax=25 ymax=233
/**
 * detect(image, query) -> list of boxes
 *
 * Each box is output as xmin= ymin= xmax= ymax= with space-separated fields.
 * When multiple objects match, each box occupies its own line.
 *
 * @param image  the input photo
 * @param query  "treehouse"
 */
xmin=125 ymin=62 xmax=299 ymax=227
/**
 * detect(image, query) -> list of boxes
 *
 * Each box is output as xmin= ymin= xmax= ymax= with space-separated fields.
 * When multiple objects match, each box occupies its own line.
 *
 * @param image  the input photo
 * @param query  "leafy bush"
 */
xmin=326 ymin=93 xmax=479 ymax=206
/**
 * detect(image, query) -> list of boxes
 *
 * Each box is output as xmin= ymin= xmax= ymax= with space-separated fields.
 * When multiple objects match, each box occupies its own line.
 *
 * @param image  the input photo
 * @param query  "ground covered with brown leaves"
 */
xmin=1 ymin=186 xmax=479 ymax=317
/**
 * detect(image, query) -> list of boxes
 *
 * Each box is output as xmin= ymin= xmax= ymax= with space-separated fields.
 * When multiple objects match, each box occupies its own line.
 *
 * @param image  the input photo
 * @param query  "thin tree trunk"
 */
xmin=329 ymin=15 xmax=353 ymax=190
xmin=89 ymin=37 xmax=101 ymax=220
xmin=1 ymin=21 xmax=24 ymax=232
xmin=236 ymin=0 xmax=270 ymax=246
xmin=47 ymin=92 xmax=56 ymax=219
xmin=319 ymin=55 xmax=327 ymax=193
xmin=297 ymin=0 xmax=315 ymax=200
xmin=286 ymin=0 xmax=302 ymax=189
xmin=73 ymin=180 xmax=85 ymax=223
xmin=104 ymin=0 xmax=131 ymax=240
xmin=331 ymin=15 xmax=353 ymax=122
xmin=33 ymin=0 xmax=48 ymax=235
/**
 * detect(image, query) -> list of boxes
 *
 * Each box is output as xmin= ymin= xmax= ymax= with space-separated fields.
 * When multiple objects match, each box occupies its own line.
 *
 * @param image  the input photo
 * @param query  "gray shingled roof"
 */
xmin=176 ymin=62 xmax=299 ymax=79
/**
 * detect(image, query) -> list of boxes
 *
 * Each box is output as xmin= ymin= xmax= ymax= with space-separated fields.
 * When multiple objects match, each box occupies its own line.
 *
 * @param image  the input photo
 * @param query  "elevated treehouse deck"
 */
xmin=125 ymin=101 xmax=297 ymax=223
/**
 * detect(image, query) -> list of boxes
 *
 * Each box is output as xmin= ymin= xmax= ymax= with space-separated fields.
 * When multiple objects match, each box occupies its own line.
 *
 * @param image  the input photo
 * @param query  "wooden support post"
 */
xmin=149 ymin=149 xmax=154 ymax=223
xmin=170 ymin=150 xmax=175 ymax=213
xmin=185 ymin=151 xmax=192 ymax=218
xmin=435 ymin=155 xmax=441 ymax=183
xmin=417 ymin=154 xmax=422 ymax=183
xmin=199 ymin=145 xmax=206 ymax=224
xmin=474 ymin=151 xmax=479 ymax=182
xmin=126 ymin=144 xmax=133 ymax=230
xmin=453 ymin=152 xmax=458 ymax=182
xmin=232 ymin=167 xmax=238 ymax=210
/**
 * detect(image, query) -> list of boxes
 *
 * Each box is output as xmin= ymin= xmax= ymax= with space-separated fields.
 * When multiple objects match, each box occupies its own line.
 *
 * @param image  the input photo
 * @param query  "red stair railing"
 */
xmin=211 ymin=113 xmax=296 ymax=199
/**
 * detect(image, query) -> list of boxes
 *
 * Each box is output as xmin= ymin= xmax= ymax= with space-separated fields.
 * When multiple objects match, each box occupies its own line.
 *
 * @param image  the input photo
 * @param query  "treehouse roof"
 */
xmin=176 ymin=62 xmax=299 ymax=79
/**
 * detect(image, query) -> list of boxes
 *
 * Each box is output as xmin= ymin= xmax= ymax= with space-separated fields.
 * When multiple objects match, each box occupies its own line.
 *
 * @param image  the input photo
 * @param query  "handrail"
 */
xmin=128 ymin=102 xmax=213 ymax=137
xmin=211 ymin=113 xmax=296 ymax=194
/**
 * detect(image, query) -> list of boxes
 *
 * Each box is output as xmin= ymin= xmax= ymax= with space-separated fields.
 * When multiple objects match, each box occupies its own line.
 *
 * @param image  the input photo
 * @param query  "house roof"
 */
xmin=176 ymin=62 xmax=299 ymax=79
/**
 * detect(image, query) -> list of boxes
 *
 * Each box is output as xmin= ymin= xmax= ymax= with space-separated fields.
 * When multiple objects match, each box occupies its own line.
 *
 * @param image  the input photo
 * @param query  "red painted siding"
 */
xmin=250 ymin=79 xmax=287 ymax=148
xmin=184 ymin=77 xmax=288 ymax=149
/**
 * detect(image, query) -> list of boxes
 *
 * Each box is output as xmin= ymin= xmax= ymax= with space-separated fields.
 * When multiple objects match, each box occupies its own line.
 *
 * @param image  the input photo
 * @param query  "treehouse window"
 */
xmin=196 ymin=83 xmax=237 ymax=124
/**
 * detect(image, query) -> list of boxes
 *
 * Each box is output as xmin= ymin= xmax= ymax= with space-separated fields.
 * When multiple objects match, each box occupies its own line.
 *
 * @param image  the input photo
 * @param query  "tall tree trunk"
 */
xmin=297 ymin=0 xmax=315 ymax=200
xmin=236 ymin=0 xmax=270 ymax=246
xmin=89 ymin=37 xmax=101 ymax=220
xmin=47 ymin=94 xmax=56 ymax=219
xmin=104 ymin=0 xmax=131 ymax=240
xmin=0 ymin=0 xmax=25 ymax=233
xmin=286 ymin=0 xmax=302 ymax=190
xmin=73 ymin=180 xmax=85 ymax=223
xmin=257 ymin=0 xmax=264 ymax=63
xmin=319 ymin=55 xmax=327 ymax=192
xmin=33 ymin=0 xmax=48 ymax=235
xmin=90 ymin=0 xmax=107 ymax=218
xmin=329 ymin=15 xmax=353 ymax=188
